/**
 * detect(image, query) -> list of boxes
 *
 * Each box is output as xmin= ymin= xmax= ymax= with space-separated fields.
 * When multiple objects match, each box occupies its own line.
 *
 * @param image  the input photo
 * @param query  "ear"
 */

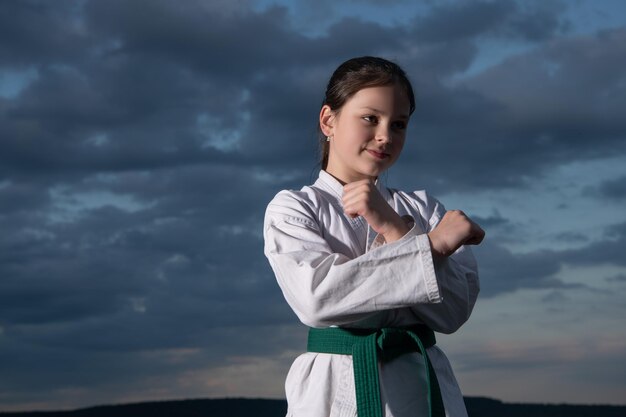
xmin=319 ymin=105 xmax=335 ymax=137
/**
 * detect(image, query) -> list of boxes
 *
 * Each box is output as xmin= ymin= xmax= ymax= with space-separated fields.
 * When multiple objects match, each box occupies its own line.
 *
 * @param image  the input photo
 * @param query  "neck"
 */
xmin=324 ymin=168 xmax=377 ymax=185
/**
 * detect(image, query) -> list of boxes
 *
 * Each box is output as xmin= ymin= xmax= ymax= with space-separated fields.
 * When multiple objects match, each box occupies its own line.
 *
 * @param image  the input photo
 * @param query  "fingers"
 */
xmin=463 ymin=216 xmax=486 ymax=246
xmin=341 ymin=180 xmax=405 ymax=237
xmin=341 ymin=180 xmax=377 ymax=217
xmin=342 ymin=180 xmax=374 ymax=203
xmin=466 ymin=223 xmax=486 ymax=245
xmin=430 ymin=210 xmax=485 ymax=256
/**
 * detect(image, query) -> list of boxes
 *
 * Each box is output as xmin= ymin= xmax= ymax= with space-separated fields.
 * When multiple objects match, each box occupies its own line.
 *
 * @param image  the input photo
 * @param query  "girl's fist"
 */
xmin=428 ymin=210 xmax=485 ymax=257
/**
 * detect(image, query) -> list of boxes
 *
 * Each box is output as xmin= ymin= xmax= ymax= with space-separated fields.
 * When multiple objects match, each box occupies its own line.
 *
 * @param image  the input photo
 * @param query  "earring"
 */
xmin=326 ymin=136 xmax=332 ymax=142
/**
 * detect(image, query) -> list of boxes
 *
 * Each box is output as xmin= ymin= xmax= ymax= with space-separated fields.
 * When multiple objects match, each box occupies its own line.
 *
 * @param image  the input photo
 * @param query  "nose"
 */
xmin=375 ymin=127 xmax=392 ymax=144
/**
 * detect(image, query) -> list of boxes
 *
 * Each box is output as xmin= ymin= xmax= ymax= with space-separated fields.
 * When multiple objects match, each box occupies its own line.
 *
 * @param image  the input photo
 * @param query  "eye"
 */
xmin=392 ymin=120 xmax=407 ymax=130
xmin=362 ymin=115 xmax=378 ymax=124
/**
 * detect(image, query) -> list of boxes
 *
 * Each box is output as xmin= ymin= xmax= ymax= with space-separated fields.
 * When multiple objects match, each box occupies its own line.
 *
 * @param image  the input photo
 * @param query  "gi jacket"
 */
xmin=264 ymin=170 xmax=480 ymax=417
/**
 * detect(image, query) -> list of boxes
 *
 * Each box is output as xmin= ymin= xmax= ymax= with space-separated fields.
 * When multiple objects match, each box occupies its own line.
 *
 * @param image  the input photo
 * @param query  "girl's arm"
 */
xmin=410 ymin=245 xmax=479 ymax=334
xmin=407 ymin=195 xmax=483 ymax=334
xmin=264 ymin=190 xmax=442 ymax=328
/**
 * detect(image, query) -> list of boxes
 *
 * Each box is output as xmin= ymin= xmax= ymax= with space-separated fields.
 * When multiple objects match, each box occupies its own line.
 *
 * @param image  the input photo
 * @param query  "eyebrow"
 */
xmin=360 ymin=106 xmax=409 ymax=120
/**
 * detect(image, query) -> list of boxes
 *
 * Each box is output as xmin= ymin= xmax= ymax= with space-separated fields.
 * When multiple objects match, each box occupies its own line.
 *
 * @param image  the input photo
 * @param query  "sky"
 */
xmin=1 ymin=0 xmax=626 ymax=411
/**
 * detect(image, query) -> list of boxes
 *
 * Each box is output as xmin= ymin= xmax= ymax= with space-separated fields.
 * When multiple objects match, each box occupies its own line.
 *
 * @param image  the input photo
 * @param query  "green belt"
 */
xmin=307 ymin=325 xmax=444 ymax=417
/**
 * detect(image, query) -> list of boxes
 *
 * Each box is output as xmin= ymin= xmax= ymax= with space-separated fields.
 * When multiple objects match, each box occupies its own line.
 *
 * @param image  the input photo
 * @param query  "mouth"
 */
xmin=366 ymin=149 xmax=390 ymax=160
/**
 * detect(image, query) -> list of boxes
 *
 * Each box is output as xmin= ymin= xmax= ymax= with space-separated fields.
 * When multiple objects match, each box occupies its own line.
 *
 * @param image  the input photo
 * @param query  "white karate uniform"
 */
xmin=264 ymin=170 xmax=480 ymax=417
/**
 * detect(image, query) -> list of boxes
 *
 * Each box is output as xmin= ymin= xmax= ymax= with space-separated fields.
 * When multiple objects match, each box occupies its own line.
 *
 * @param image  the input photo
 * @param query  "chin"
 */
xmin=355 ymin=161 xmax=391 ymax=179
xmin=362 ymin=169 xmax=385 ymax=179
xmin=368 ymin=163 xmax=390 ymax=174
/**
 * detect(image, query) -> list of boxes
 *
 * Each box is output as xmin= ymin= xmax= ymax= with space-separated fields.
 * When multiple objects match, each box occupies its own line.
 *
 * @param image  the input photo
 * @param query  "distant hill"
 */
xmin=1 ymin=397 xmax=625 ymax=417
xmin=463 ymin=397 xmax=626 ymax=417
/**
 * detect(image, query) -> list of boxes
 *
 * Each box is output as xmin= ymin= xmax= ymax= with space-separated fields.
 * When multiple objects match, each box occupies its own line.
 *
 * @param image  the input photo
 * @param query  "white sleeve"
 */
xmin=409 ymin=195 xmax=481 ymax=334
xmin=263 ymin=191 xmax=442 ymax=328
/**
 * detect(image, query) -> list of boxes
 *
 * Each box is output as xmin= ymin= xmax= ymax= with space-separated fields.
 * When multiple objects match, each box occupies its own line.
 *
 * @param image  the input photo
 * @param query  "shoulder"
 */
xmin=389 ymin=188 xmax=447 ymax=229
xmin=264 ymin=186 xmax=322 ymax=228
xmin=392 ymin=189 xmax=444 ymax=211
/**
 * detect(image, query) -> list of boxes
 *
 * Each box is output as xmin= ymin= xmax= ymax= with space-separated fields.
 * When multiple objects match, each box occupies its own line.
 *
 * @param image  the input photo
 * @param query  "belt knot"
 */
xmin=307 ymin=325 xmax=444 ymax=417
xmin=376 ymin=328 xmax=414 ymax=363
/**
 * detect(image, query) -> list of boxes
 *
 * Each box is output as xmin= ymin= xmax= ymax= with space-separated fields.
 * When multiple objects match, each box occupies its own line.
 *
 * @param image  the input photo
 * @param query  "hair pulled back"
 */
xmin=319 ymin=56 xmax=416 ymax=169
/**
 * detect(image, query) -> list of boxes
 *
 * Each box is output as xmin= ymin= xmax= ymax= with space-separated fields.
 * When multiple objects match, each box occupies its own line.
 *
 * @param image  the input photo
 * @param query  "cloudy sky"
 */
xmin=1 ymin=0 xmax=626 ymax=411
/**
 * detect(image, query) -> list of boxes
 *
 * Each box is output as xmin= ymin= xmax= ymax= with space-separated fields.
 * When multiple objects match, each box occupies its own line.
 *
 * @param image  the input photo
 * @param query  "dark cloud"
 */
xmin=474 ymin=221 xmax=626 ymax=297
xmin=474 ymin=242 xmax=562 ymax=297
xmin=412 ymin=0 xmax=567 ymax=43
xmin=552 ymin=230 xmax=589 ymax=243
xmin=589 ymin=175 xmax=626 ymax=200
xmin=560 ymin=221 xmax=626 ymax=267
xmin=0 ymin=0 xmax=89 ymax=67
xmin=472 ymin=211 xmax=510 ymax=229
xmin=607 ymin=273 xmax=626 ymax=282
xmin=540 ymin=289 xmax=570 ymax=303
xmin=0 ymin=181 xmax=50 ymax=214
xmin=83 ymin=0 xmax=307 ymax=80
xmin=391 ymin=27 xmax=626 ymax=193
xmin=1 ymin=0 xmax=591 ymax=191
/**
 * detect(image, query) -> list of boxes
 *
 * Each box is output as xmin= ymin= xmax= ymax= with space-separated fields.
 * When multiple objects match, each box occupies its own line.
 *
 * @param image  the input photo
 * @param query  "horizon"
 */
xmin=3 ymin=395 xmax=626 ymax=414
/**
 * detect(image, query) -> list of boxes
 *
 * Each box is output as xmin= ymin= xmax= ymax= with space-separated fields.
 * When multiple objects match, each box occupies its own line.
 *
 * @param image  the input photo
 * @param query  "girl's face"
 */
xmin=321 ymin=84 xmax=410 ymax=184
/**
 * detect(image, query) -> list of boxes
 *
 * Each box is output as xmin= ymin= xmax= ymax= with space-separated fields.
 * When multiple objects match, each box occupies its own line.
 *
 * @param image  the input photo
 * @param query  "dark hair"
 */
xmin=319 ymin=56 xmax=416 ymax=169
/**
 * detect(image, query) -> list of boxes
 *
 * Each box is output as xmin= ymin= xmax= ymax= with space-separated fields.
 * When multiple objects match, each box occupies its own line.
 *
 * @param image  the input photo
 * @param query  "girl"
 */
xmin=264 ymin=57 xmax=485 ymax=417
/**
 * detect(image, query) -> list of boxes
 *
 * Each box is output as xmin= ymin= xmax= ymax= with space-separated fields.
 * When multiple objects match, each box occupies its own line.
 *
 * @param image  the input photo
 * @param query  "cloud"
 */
xmin=3 ymin=0 xmax=605 ymax=194
xmin=391 ymin=27 xmax=626 ymax=193
xmin=589 ymin=175 xmax=626 ymax=200
xmin=0 ymin=0 xmax=89 ymax=67
xmin=607 ymin=273 xmax=626 ymax=282
xmin=411 ymin=0 xmax=567 ymax=43
xmin=474 ymin=242 xmax=562 ymax=297
xmin=560 ymin=221 xmax=626 ymax=266
xmin=474 ymin=220 xmax=626 ymax=297
xmin=472 ymin=211 xmax=511 ymax=229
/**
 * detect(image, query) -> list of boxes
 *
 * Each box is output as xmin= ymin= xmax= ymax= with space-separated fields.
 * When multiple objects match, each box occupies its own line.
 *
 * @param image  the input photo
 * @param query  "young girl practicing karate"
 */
xmin=264 ymin=56 xmax=485 ymax=417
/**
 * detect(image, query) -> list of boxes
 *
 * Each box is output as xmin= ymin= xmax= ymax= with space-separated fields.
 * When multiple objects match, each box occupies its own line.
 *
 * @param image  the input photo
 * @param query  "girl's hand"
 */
xmin=342 ymin=180 xmax=408 ymax=242
xmin=428 ymin=210 xmax=485 ymax=258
